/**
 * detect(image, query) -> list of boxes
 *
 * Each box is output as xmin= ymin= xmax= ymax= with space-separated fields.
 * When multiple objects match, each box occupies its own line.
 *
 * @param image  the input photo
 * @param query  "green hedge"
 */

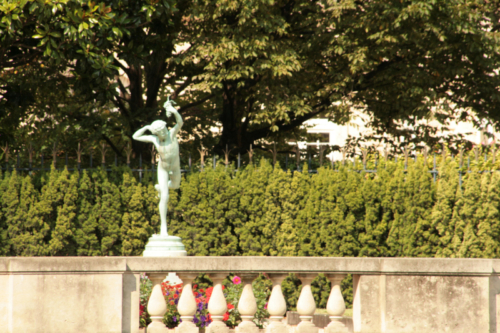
xmin=2 ymin=155 xmax=500 ymax=308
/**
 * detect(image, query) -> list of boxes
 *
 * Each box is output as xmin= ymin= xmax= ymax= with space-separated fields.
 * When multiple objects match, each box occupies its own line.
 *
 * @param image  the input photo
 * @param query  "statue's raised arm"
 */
xmin=164 ymin=97 xmax=183 ymax=136
xmin=132 ymin=124 xmax=156 ymax=144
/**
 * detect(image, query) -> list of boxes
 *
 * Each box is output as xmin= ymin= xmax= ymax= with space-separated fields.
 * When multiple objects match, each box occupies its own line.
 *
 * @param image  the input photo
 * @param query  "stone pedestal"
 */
xmin=143 ymin=234 xmax=187 ymax=257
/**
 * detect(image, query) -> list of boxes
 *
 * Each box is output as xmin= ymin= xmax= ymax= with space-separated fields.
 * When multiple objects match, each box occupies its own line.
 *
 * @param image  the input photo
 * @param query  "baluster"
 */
xmin=296 ymin=274 xmax=318 ymax=333
xmin=176 ymin=273 xmax=199 ymax=333
xmin=147 ymin=273 xmax=168 ymax=333
xmin=324 ymin=274 xmax=348 ymax=333
xmin=266 ymin=274 xmax=287 ymax=333
xmin=207 ymin=273 xmax=229 ymax=333
xmin=236 ymin=274 xmax=259 ymax=333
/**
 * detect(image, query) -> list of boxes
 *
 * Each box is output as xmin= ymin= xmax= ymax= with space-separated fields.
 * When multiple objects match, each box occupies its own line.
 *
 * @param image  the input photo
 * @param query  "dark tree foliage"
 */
xmin=1 ymin=0 xmax=499 ymax=161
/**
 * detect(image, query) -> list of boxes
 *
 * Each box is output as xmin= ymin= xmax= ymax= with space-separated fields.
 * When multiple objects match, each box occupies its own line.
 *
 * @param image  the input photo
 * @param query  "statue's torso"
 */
xmin=155 ymin=132 xmax=179 ymax=171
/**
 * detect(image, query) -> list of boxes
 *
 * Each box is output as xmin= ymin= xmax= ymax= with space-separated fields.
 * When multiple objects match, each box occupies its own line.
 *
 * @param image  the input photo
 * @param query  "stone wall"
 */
xmin=0 ymin=257 xmax=499 ymax=333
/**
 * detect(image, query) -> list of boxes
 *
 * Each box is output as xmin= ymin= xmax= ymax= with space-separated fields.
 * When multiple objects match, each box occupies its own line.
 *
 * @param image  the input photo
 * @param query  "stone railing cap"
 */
xmin=0 ymin=257 xmax=498 ymax=276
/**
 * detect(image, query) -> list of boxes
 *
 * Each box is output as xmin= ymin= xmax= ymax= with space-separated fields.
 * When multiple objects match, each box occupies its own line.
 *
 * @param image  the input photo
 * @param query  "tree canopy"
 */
xmin=1 ymin=0 xmax=499 ymax=161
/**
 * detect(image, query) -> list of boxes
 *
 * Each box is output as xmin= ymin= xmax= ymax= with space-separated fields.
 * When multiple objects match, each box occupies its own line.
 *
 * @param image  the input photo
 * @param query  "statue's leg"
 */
xmin=157 ymin=165 xmax=169 ymax=236
xmin=168 ymin=167 xmax=181 ymax=190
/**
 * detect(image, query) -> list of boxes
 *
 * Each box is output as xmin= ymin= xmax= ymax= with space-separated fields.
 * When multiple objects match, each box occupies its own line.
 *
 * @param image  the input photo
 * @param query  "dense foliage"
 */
xmin=2 ymin=152 xmax=500 ymax=308
xmin=2 ymin=0 xmax=500 ymax=160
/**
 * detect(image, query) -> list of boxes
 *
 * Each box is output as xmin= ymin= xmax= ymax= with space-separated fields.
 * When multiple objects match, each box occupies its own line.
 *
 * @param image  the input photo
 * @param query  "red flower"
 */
xmin=195 ymin=298 xmax=201 ymax=304
xmin=227 ymin=303 xmax=234 ymax=310
xmin=199 ymin=288 xmax=205 ymax=293
xmin=170 ymin=301 xmax=175 ymax=305
xmin=222 ymin=285 xmax=225 ymax=290
xmin=193 ymin=284 xmax=198 ymax=289
xmin=206 ymin=287 xmax=213 ymax=297
xmin=173 ymin=293 xmax=179 ymax=299
xmin=194 ymin=292 xmax=199 ymax=296
xmin=139 ymin=304 xmax=145 ymax=316
xmin=223 ymin=312 xmax=229 ymax=321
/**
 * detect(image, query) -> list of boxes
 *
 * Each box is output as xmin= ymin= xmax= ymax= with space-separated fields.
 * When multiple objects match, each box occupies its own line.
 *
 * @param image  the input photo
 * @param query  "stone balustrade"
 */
xmin=1 ymin=256 xmax=500 ymax=333
xmin=143 ymin=262 xmax=349 ymax=333
xmin=144 ymin=270 xmax=348 ymax=333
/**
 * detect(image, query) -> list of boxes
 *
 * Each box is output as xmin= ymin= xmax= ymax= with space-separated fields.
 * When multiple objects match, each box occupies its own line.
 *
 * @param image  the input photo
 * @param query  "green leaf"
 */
xmin=29 ymin=2 xmax=38 ymax=12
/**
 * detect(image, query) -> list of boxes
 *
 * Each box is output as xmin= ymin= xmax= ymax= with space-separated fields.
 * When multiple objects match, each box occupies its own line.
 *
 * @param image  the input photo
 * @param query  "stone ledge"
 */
xmin=0 ymin=257 xmax=128 ymax=274
xmin=0 ymin=257 xmax=497 ymax=276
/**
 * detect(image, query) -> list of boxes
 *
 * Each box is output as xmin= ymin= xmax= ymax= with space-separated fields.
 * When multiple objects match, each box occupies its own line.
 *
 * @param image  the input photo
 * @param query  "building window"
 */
xmin=318 ymin=133 xmax=330 ymax=142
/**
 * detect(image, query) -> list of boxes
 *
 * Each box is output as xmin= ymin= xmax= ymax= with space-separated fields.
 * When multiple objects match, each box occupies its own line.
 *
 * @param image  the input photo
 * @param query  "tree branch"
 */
xmin=178 ymin=94 xmax=215 ymax=112
xmin=113 ymin=57 xmax=130 ymax=75
xmin=111 ymin=94 xmax=130 ymax=120
xmin=101 ymin=134 xmax=123 ymax=157
xmin=117 ymin=76 xmax=130 ymax=101
xmin=248 ymin=107 xmax=327 ymax=143
xmin=171 ymin=77 xmax=192 ymax=100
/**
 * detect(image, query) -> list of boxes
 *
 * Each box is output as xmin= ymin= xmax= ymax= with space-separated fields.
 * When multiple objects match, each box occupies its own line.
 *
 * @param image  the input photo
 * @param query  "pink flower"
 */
xmin=232 ymin=276 xmax=241 ymax=285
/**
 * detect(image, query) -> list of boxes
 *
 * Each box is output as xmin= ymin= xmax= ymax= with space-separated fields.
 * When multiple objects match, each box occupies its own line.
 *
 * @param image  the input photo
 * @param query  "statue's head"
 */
xmin=151 ymin=120 xmax=167 ymax=137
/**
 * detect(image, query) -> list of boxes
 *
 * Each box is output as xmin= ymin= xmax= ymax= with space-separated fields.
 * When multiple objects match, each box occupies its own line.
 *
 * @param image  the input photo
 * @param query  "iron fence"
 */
xmin=1 ymin=142 xmax=498 ymax=190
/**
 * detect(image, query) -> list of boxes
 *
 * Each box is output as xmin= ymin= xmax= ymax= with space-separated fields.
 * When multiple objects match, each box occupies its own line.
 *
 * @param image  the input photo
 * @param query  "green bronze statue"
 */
xmin=132 ymin=97 xmax=183 ymax=236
